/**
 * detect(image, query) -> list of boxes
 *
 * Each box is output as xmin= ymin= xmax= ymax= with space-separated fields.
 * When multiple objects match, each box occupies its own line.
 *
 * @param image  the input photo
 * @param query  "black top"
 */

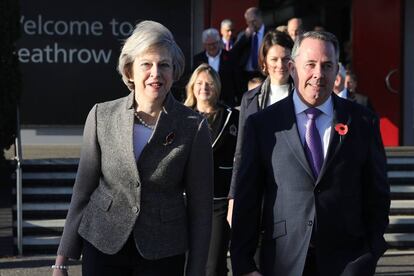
xmin=197 ymin=103 xmax=239 ymax=198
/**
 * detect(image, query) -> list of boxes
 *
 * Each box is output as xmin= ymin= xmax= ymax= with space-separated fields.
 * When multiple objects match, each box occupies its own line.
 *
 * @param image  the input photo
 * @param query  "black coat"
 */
xmin=199 ymin=104 xmax=239 ymax=198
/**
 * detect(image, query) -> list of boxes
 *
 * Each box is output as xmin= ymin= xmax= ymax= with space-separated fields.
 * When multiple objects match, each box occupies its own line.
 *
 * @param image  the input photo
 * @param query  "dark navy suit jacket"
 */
xmin=230 ymin=93 xmax=390 ymax=276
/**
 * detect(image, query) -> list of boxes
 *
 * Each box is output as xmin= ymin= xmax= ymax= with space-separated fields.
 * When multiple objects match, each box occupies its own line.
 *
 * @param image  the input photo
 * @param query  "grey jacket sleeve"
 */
xmin=184 ymin=118 xmax=214 ymax=276
xmin=57 ymin=104 xmax=101 ymax=259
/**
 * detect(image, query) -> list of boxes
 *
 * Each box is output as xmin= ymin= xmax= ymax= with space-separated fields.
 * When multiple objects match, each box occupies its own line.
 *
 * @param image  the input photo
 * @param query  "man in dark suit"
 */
xmin=344 ymin=69 xmax=375 ymax=111
xmin=334 ymin=63 xmax=374 ymax=111
xmin=230 ymin=31 xmax=390 ymax=276
xmin=220 ymin=19 xmax=235 ymax=51
xmin=193 ymin=28 xmax=238 ymax=107
xmin=231 ymin=7 xmax=267 ymax=102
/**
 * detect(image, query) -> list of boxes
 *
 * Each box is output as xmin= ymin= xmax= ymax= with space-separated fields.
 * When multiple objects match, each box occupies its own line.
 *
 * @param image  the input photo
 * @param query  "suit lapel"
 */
xmin=219 ymin=53 xmax=225 ymax=73
xmin=121 ymin=93 xmax=141 ymax=183
xmin=316 ymin=95 xmax=351 ymax=185
xmin=116 ymin=93 xmax=182 ymax=186
xmin=245 ymin=86 xmax=261 ymax=114
xmin=201 ymin=53 xmax=208 ymax=64
xmin=281 ymin=97 xmax=314 ymax=179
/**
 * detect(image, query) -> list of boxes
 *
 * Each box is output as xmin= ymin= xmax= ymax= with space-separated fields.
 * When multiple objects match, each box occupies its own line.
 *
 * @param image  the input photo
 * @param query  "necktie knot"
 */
xmin=303 ymin=107 xmax=323 ymax=179
xmin=305 ymin=108 xmax=322 ymax=120
xmin=226 ymin=41 xmax=230 ymax=51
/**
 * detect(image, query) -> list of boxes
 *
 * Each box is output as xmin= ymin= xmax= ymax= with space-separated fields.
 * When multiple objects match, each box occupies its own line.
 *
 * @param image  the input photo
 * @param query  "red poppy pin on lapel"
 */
xmin=334 ymin=123 xmax=348 ymax=136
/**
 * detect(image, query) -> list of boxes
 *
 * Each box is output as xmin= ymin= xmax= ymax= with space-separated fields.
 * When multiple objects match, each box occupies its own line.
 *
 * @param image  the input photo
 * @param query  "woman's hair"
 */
xmin=184 ymin=63 xmax=221 ymax=108
xmin=258 ymin=30 xmax=294 ymax=75
xmin=118 ymin=20 xmax=185 ymax=91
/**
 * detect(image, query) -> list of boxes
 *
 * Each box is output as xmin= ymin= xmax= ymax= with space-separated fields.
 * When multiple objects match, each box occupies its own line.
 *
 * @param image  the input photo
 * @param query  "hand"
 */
xmin=243 ymin=271 xmax=262 ymax=276
xmin=245 ymin=26 xmax=254 ymax=38
xmin=227 ymin=199 xmax=234 ymax=227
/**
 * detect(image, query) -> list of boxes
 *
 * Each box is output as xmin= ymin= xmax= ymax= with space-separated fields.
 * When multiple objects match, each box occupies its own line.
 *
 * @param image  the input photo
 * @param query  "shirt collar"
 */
xmin=337 ymin=88 xmax=348 ymax=99
xmin=293 ymin=89 xmax=333 ymax=117
xmin=257 ymin=24 xmax=265 ymax=36
xmin=206 ymin=49 xmax=222 ymax=59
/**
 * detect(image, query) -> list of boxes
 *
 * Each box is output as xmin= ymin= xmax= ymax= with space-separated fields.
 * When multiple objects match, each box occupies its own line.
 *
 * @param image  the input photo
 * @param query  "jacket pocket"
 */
xmin=264 ymin=220 xmax=287 ymax=240
xmin=89 ymin=187 xmax=113 ymax=212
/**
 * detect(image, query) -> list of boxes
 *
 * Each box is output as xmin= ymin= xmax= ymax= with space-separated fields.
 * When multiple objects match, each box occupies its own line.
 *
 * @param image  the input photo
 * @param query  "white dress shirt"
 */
xmin=206 ymin=50 xmax=221 ymax=73
xmin=293 ymin=90 xmax=333 ymax=158
xmin=337 ymin=88 xmax=348 ymax=99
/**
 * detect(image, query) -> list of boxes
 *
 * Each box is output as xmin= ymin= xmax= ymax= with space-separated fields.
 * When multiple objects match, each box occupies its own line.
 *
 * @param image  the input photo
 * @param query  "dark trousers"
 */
xmin=82 ymin=236 xmax=185 ymax=276
xmin=206 ymin=199 xmax=230 ymax=276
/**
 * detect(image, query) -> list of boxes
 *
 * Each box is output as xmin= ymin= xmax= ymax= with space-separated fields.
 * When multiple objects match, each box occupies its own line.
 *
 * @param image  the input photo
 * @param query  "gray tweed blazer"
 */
xmin=57 ymin=92 xmax=213 ymax=276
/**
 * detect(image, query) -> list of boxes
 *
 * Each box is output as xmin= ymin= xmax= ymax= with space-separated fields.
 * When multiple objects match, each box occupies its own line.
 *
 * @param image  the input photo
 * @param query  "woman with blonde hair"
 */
xmin=52 ymin=21 xmax=213 ymax=276
xmin=185 ymin=63 xmax=239 ymax=276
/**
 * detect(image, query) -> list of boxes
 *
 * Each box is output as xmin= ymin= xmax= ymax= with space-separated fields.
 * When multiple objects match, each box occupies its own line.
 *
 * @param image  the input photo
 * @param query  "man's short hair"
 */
xmin=220 ymin=19 xmax=233 ymax=29
xmin=202 ymin=28 xmax=220 ymax=43
xmin=244 ymin=7 xmax=262 ymax=19
xmin=337 ymin=63 xmax=346 ymax=78
xmin=291 ymin=31 xmax=340 ymax=62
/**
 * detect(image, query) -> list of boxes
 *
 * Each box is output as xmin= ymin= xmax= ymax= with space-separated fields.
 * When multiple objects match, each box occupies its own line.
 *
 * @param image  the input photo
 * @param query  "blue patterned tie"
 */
xmin=304 ymin=108 xmax=324 ymax=178
xmin=251 ymin=32 xmax=258 ymax=70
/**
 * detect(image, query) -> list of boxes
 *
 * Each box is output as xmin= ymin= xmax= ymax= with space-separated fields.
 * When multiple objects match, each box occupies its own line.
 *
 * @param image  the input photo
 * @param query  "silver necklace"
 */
xmin=134 ymin=111 xmax=155 ymax=130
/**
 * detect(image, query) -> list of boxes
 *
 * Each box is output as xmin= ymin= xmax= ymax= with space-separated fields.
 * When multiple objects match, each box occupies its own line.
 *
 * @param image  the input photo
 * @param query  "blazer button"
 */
xmin=308 ymin=220 xmax=313 ymax=226
xmin=132 ymin=206 xmax=139 ymax=213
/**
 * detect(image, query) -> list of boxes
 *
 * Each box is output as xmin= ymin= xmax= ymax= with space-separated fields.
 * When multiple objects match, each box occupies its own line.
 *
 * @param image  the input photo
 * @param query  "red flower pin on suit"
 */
xmin=335 ymin=123 xmax=348 ymax=136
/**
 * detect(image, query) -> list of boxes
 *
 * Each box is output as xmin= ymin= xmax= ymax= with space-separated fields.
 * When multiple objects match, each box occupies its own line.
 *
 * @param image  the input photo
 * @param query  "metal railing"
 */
xmin=14 ymin=105 xmax=23 ymax=255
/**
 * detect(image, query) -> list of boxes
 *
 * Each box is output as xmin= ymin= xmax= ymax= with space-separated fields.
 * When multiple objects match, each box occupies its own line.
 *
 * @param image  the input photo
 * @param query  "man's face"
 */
xmin=345 ymin=74 xmax=357 ymax=92
xmin=287 ymin=19 xmax=302 ymax=41
xmin=245 ymin=12 xmax=262 ymax=32
xmin=220 ymin=24 xmax=234 ymax=41
xmin=204 ymin=36 xmax=220 ymax=57
xmin=289 ymin=38 xmax=338 ymax=107
xmin=333 ymin=73 xmax=345 ymax=94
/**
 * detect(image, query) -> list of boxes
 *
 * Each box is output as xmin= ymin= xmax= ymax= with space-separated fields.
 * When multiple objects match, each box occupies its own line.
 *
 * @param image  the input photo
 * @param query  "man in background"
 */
xmin=334 ymin=63 xmax=374 ymax=111
xmin=287 ymin=17 xmax=303 ymax=41
xmin=193 ymin=28 xmax=238 ymax=106
xmin=220 ymin=19 xmax=235 ymax=51
xmin=231 ymin=7 xmax=267 ymax=102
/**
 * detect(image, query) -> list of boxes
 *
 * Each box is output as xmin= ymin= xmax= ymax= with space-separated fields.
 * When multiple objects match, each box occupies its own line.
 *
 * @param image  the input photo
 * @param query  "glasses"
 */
xmin=204 ymin=41 xmax=220 ymax=47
